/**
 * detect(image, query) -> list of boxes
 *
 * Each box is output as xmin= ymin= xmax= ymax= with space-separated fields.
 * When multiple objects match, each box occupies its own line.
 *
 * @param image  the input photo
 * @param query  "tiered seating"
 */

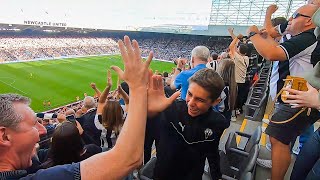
xmin=243 ymin=61 xmax=272 ymax=121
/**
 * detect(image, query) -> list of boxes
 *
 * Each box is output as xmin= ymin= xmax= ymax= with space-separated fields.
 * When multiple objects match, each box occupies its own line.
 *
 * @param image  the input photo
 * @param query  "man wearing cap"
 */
xmin=247 ymin=4 xmax=320 ymax=180
xmin=283 ymin=61 xmax=320 ymax=180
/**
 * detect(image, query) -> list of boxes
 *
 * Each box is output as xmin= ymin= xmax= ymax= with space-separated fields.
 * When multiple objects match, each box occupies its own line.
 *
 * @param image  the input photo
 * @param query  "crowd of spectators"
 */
xmin=0 ymin=35 xmax=230 ymax=62
xmin=0 ymin=37 xmax=119 ymax=61
xmin=1 ymin=3 xmax=319 ymax=179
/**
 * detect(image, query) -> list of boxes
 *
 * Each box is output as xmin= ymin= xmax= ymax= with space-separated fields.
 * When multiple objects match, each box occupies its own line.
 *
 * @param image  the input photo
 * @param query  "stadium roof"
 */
xmin=0 ymin=0 xmax=308 ymax=36
xmin=209 ymin=0 xmax=306 ymax=26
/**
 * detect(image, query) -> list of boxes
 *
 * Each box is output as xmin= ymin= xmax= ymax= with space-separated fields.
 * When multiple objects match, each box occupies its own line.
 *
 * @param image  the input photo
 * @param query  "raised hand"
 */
xmin=118 ymin=85 xmax=127 ymax=98
xmin=177 ymin=58 xmax=187 ymax=70
xmin=112 ymin=89 xmax=120 ymax=100
xmin=228 ymin=27 xmax=234 ymax=33
xmin=90 ymin=83 xmax=97 ymax=89
xmin=266 ymin=4 xmax=278 ymax=15
xmin=147 ymin=73 xmax=181 ymax=116
xmin=111 ymin=36 xmax=153 ymax=90
xmin=237 ymin=33 xmax=244 ymax=39
xmin=247 ymin=25 xmax=259 ymax=35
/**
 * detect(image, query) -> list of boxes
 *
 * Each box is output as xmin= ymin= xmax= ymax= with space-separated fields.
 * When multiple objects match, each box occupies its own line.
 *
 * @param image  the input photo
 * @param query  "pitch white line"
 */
xmin=0 ymin=78 xmax=28 ymax=95
xmin=0 ymin=77 xmax=15 ymax=85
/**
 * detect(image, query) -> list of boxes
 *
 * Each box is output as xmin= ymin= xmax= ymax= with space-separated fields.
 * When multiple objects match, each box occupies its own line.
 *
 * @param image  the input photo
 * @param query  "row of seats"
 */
xmin=244 ymin=60 xmax=272 ymax=121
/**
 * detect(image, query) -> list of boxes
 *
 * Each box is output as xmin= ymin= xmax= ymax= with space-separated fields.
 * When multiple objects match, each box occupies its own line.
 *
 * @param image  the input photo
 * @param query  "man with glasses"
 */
xmin=247 ymin=4 xmax=320 ymax=180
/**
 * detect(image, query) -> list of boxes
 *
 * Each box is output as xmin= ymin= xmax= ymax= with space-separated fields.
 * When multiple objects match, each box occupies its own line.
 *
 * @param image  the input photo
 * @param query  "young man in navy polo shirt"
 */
xmin=147 ymin=68 xmax=230 ymax=180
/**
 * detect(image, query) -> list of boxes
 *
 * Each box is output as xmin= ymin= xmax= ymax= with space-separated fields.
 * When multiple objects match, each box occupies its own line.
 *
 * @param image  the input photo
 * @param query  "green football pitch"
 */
xmin=0 ymin=55 xmax=174 ymax=112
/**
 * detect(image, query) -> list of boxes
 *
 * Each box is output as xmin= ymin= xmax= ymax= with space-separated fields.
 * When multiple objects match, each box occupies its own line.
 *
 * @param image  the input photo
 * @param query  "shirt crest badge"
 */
xmin=204 ymin=128 xmax=213 ymax=139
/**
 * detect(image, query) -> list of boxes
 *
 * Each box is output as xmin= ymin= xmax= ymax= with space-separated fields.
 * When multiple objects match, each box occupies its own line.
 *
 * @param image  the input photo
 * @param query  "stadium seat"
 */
xmin=220 ymin=144 xmax=259 ymax=180
xmin=138 ymin=156 xmax=214 ymax=180
xmin=223 ymin=126 xmax=261 ymax=169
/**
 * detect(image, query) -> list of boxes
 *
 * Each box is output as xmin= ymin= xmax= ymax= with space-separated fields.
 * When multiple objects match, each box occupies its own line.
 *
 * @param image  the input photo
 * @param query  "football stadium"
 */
xmin=0 ymin=55 xmax=175 ymax=112
xmin=0 ymin=0 xmax=320 ymax=180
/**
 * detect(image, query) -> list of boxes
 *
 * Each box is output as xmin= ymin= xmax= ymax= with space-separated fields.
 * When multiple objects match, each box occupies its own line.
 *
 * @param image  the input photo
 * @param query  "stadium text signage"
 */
xmin=24 ymin=20 xmax=67 ymax=27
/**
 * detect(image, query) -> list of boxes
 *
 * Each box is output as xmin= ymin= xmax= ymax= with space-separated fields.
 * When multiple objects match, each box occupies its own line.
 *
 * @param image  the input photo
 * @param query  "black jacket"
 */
xmin=77 ymin=108 xmax=101 ymax=146
xmin=153 ymin=100 xmax=230 ymax=180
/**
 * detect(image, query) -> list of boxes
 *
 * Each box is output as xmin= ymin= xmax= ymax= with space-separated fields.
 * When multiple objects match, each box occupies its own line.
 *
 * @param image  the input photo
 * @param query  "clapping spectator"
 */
xmin=94 ymin=70 xmax=128 ymax=149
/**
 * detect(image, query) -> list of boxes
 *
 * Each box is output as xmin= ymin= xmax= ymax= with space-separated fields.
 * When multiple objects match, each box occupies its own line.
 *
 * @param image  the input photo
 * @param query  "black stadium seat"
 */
xmin=219 ymin=126 xmax=261 ymax=178
xmin=220 ymin=144 xmax=259 ymax=180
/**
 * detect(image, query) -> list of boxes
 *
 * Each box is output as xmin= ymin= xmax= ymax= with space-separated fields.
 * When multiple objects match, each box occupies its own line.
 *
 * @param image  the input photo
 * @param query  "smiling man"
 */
xmin=0 ymin=95 xmax=47 ymax=172
xmin=147 ymin=68 xmax=230 ymax=180
xmin=247 ymin=4 xmax=320 ymax=180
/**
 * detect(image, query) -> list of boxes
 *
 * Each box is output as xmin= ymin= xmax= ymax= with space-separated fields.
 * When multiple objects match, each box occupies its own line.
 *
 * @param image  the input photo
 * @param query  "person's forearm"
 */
xmin=263 ymin=12 xmax=283 ymax=38
xmin=170 ymin=69 xmax=180 ymax=90
xmin=229 ymin=31 xmax=237 ymax=40
xmin=121 ymin=91 xmax=129 ymax=105
xmin=109 ymin=88 xmax=147 ymax=176
xmin=229 ymin=38 xmax=238 ymax=50
xmin=113 ymin=88 xmax=147 ymax=160
xmin=98 ymin=85 xmax=111 ymax=103
xmin=264 ymin=11 xmax=273 ymax=32
xmin=250 ymin=34 xmax=285 ymax=61
xmin=229 ymin=38 xmax=239 ymax=59
xmin=93 ymin=87 xmax=101 ymax=98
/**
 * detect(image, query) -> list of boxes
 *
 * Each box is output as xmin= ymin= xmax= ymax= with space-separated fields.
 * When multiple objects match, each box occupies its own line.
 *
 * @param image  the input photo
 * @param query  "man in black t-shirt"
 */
xmin=147 ymin=68 xmax=230 ymax=180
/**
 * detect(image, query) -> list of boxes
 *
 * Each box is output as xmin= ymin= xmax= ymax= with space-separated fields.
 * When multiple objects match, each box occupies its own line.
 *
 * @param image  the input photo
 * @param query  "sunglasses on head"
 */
xmin=292 ymin=12 xmax=311 ymax=19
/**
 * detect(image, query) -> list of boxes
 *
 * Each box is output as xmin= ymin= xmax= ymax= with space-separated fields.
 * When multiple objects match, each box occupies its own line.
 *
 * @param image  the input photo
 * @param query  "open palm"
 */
xmin=147 ymin=74 xmax=180 ymax=116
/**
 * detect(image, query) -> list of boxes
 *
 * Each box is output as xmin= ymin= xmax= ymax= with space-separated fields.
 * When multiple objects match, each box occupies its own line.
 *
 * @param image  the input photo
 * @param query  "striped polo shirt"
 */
xmin=270 ymin=28 xmax=320 ymax=101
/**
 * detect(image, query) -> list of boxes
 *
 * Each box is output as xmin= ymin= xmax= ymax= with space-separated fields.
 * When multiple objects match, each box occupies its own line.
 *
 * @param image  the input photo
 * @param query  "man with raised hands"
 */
xmin=147 ymin=68 xmax=230 ymax=180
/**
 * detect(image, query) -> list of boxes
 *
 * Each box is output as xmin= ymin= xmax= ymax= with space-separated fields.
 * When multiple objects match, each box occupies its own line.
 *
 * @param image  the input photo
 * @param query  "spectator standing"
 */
xmin=170 ymin=46 xmax=210 ymax=100
xmin=148 ymin=69 xmax=229 ymax=180
xmin=77 ymin=96 xmax=101 ymax=146
xmin=206 ymin=52 xmax=219 ymax=71
xmin=216 ymin=59 xmax=237 ymax=122
xmin=248 ymin=4 xmax=320 ymax=180
xmin=228 ymin=33 xmax=249 ymax=114
xmin=286 ymin=61 xmax=320 ymax=180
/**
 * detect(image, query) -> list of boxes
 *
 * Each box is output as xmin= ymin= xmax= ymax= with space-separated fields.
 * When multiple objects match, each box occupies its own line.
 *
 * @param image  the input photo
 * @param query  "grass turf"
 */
xmin=0 ymin=55 xmax=174 ymax=112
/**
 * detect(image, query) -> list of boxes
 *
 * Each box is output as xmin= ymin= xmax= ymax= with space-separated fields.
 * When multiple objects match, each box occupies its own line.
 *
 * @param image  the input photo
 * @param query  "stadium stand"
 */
xmin=0 ymin=33 xmax=230 ymax=62
xmin=2 ymin=1 xmax=320 ymax=180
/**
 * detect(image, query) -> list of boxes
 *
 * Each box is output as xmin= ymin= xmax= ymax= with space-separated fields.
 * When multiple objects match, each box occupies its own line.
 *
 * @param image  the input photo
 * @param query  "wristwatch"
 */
xmin=248 ymin=31 xmax=258 ymax=39
xmin=176 ymin=68 xmax=182 ymax=72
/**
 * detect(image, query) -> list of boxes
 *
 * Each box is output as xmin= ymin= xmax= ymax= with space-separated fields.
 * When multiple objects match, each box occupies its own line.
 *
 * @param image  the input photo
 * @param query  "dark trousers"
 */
xmin=291 ymin=128 xmax=320 ymax=180
xmin=106 ymin=129 xmax=113 ymax=148
xmin=144 ymin=117 xmax=160 ymax=164
xmin=236 ymin=83 xmax=247 ymax=111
